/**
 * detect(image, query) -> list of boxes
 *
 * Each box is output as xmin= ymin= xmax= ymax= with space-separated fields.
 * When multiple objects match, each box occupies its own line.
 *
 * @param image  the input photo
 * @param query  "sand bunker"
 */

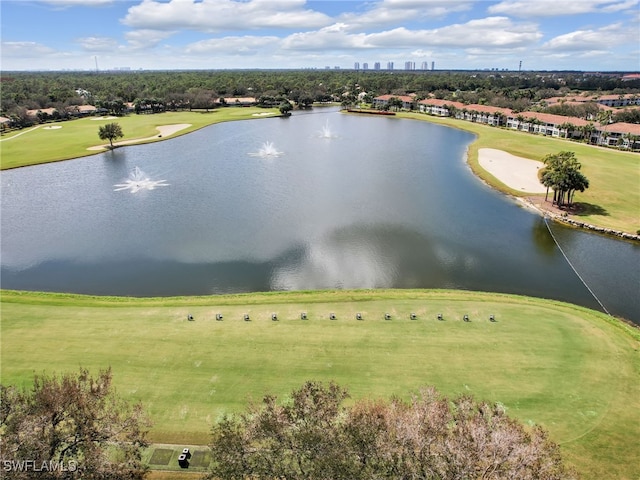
xmin=87 ymin=123 xmax=192 ymax=150
xmin=43 ymin=126 xmax=62 ymax=129
xmin=155 ymin=124 xmax=191 ymax=136
xmin=478 ymin=148 xmax=546 ymax=193
xmin=91 ymin=116 xmax=118 ymax=120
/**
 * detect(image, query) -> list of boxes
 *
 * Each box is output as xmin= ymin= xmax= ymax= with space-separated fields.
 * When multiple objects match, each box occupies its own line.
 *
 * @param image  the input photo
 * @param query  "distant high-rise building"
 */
xmin=421 ymin=61 xmax=429 ymax=70
xmin=404 ymin=61 xmax=416 ymax=70
xmin=363 ymin=63 xmax=369 ymax=70
xmin=387 ymin=61 xmax=394 ymax=70
xmin=431 ymin=61 xmax=435 ymax=70
xmin=374 ymin=62 xmax=381 ymax=70
xmin=354 ymin=62 xmax=360 ymax=70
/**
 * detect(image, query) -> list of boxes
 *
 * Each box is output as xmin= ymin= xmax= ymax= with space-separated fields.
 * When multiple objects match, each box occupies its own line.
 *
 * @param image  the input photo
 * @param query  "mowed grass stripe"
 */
xmin=1 ymin=289 xmax=638 ymax=479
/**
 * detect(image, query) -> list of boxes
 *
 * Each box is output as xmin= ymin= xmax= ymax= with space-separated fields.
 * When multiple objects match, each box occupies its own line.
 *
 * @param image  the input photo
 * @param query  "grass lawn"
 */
xmin=399 ymin=112 xmax=640 ymax=234
xmin=0 ymin=108 xmax=279 ymax=169
xmin=1 ymin=289 xmax=638 ymax=479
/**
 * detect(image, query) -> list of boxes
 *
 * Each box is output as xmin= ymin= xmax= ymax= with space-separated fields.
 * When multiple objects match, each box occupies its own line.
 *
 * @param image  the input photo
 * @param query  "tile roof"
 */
xmin=509 ymin=111 xmax=590 ymax=127
xmin=601 ymin=122 xmax=640 ymax=135
xmin=463 ymin=104 xmax=513 ymax=115
xmin=26 ymin=107 xmax=57 ymax=117
xmin=417 ymin=98 xmax=465 ymax=109
xmin=374 ymin=94 xmax=416 ymax=103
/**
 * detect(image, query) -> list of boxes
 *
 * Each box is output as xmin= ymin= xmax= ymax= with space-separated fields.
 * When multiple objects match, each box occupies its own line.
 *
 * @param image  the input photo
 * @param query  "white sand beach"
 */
xmin=478 ymin=148 xmax=546 ymax=193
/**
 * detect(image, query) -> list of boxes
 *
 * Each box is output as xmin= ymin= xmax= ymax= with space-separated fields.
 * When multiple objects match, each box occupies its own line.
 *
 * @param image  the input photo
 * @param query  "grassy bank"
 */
xmin=1 ymin=289 xmax=638 ymax=479
xmin=399 ymin=112 xmax=640 ymax=234
xmin=0 ymin=108 xmax=279 ymax=169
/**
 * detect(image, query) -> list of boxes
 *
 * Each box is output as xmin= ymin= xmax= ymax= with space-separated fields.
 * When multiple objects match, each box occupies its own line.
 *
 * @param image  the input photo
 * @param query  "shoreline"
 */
xmin=394 ymin=111 xmax=638 ymax=239
xmin=87 ymin=123 xmax=192 ymax=151
xmin=473 ymin=147 xmax=640 ymax=242
xmin=517 ymin=196 xmax=640 ymax=241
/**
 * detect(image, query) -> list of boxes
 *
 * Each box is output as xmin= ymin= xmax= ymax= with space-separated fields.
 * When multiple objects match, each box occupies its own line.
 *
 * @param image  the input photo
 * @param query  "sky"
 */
xmin=1 ymin=0 xmax=639 ymax=72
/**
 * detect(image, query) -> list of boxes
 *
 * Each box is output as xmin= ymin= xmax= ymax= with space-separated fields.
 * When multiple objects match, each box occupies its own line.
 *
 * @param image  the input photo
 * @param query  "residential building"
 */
xmin=597 ymin=122 xmax=640 ymax=148
xmin=372 ymin=94 xmax=416 ymax=110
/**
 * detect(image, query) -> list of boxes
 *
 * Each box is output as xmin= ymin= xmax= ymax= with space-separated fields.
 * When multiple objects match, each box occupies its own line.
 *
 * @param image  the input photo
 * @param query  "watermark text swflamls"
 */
xmin=3 ymin=459 xmax=78 ymax=472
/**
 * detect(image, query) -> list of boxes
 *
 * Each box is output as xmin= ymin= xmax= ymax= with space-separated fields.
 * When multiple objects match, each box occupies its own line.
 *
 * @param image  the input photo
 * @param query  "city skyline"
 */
xmin=1 ymin=0 xmax=639 ymax=72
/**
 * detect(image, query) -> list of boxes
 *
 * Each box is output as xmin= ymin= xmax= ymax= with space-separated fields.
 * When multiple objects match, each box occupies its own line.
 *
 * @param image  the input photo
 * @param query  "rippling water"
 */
xmin=2 ymin=108 xmax=638 ymax=323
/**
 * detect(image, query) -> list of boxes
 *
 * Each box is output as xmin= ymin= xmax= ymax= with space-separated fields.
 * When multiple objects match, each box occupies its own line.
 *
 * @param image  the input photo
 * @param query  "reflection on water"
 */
xmin=1 ymin=108 xmax=638 ymax=323
xmin=531 ymin=218 xmax=559 ymax=256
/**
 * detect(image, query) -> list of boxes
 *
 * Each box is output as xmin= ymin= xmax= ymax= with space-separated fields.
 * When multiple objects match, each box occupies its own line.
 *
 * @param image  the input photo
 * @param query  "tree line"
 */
xmin=2 ymin=70 xmax=638 ymax=123
xmin=1 ymin=369 xmax=577 ymax=479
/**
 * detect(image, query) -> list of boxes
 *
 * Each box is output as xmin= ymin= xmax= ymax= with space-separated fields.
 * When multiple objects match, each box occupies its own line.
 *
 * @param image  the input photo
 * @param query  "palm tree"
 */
xmin=624 ymin=133 xmax=640 ymax=151
xmin=580 ymin=123 xmax=596 ymax=143
xmin=597 ymin=110 xmax=614 ymax=126
xmin=526 ymin=117 xmax=540 ymax=133
xmin=559 ymin=122 xmax=576 ymax=139
xmin=566 ymin=168 xmax=589 ymax=205
xmin=541 ymin=151 xmax=589 ymax=207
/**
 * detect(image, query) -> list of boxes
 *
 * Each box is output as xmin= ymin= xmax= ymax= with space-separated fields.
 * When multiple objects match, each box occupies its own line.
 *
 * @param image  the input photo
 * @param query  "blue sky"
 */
xmin=1 ymin=0 xmax=639 ymax=71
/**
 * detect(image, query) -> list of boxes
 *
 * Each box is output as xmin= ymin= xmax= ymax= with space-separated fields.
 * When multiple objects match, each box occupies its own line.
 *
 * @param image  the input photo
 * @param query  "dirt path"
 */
xmin=0 ymin=125 xmax=40 ymax=142
xmin=87 ymin=123 xmax=192 ymax=151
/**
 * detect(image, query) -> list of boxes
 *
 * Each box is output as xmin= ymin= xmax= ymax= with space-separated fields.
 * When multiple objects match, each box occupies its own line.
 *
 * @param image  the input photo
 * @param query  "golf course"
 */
xmin=1 ymin=108 xmax=639 ymax=478
xmin=1 ymin=289 xmax=639 ymax=479
xmin=400 ymin=112 xmax=640 ymax=235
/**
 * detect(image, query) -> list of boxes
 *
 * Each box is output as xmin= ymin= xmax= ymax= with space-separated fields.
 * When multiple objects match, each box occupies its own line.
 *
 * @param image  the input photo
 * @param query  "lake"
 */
xmin=2 ymin=108 xmax=638 ymax=323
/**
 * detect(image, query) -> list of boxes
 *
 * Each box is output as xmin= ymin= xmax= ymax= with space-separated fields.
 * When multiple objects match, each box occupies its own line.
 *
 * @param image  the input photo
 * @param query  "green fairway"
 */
xmin=400 ymin=112 xmax=640 ymax=235
xmin=0 ymin=108 xmax=279 ymax=169
xmin=1 ymin=289 xmax=638 ymax=479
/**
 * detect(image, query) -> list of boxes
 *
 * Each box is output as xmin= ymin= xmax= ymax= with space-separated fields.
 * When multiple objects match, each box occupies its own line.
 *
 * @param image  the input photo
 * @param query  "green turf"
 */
xmin=399 ymin=112 xmax=640 ymax=234
xmin=1 ymin=289 xmax=638 ymax=479
xmin=0 ymin=108 xmax=280 ymax=169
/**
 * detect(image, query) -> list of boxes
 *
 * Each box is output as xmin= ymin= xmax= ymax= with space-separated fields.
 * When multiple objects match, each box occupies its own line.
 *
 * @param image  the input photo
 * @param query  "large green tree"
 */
xmin=206 ymin=382 xmax=576 ymax=480
xmin=0 ymin=368 xmax=150 ymax=480
xmin=540 ymin=151 xmax=589 ymax=207
xmin=98 ymin=122 xmax=124 ymax=148
xmin=278 ymin=100 xmax=293 ymax=116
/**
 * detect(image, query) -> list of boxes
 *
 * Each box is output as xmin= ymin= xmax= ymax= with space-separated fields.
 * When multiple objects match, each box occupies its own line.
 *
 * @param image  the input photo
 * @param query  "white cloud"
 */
xmin=186 ymin=36 xmax=280 ymax=55
xmin=337 ymin=0 xmax=474 ymax=30
xmin=122 ymin=0 xmax=331 ymax=32
xmin=1 ymin=41 xmax=57 ymax=57
xmin=76 ymin=36 xmax=119 ymax=52
xmin=600 ymin=0 xmax=640 ymax=12
xmin=281 ymin=24 xmax=369 ymax=51
xmin=541 ymin=22 xmax=638 ymax=51
xmin=124 ymin=29 xmax=176 ymax=50
xmin=488 ymin=0 xmax=639 ymax=17
xmin=281 ymin=17 xmax=541 ymax=51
